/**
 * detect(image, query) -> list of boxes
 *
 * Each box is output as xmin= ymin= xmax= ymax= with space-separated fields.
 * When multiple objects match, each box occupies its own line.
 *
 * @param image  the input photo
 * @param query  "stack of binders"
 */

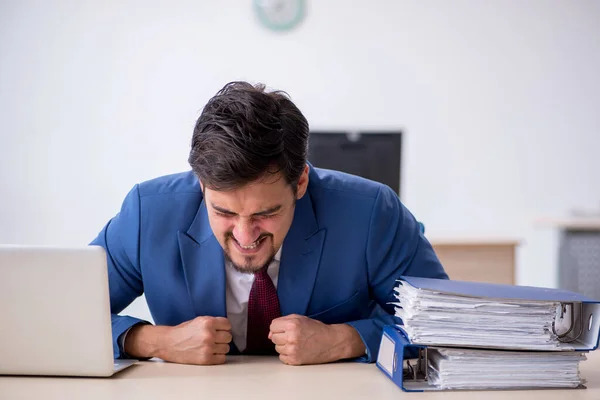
xmin=376 ymin=276 xmax=600 ymax=392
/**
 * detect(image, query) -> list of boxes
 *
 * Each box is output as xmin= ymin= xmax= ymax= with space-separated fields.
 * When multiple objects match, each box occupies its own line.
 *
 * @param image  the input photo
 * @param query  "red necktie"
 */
xmin=245 ymin=266 xmax=281 ymax=355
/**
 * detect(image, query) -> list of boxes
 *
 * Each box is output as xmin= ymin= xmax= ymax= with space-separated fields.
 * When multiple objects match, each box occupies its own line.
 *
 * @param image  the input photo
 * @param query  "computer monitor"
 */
xmin=307 ymin=131 xmax=402 ymax=196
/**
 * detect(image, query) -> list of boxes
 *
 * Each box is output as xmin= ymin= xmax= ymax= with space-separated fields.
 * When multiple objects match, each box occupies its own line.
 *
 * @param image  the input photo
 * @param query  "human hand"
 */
xmin=268 ymin=314 xmax=365 ymax=365
xmin=163 ymin=316 xmax=232 ymax=365
xmin=125 ymin=316 xmax=232 ymax=365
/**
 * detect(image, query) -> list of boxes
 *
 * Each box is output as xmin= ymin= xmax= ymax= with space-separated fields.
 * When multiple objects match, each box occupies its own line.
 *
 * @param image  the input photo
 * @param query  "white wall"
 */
xmin=2 ymin=0 xmax=599 ymax=322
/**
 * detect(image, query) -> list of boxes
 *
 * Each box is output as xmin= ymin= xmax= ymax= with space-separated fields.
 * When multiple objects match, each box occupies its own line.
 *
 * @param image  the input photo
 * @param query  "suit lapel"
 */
xmin=277 ymin=193 xmax=326 ymax=316
xmin=178 ymin=199 xmax=227 ymax=319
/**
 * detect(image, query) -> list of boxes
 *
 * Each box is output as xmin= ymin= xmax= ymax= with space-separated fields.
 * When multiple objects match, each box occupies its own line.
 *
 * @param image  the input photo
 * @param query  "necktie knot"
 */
xmin=254 ymin=267 xmax=270 ymax=280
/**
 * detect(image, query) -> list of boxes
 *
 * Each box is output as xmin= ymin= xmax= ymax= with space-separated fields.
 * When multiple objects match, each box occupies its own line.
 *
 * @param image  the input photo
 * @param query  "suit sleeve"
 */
xmin=345 ymin=185 xmax=448 ymax=362
xmin=90 ymin=184 xmax=149 ymax=359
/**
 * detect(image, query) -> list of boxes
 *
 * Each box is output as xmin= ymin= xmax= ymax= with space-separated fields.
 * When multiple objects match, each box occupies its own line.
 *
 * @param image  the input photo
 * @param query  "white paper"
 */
xmin=427 ymin=348 xmax=586 ymax=390
xmin=393 ymin=281 xmax=574 ymax=351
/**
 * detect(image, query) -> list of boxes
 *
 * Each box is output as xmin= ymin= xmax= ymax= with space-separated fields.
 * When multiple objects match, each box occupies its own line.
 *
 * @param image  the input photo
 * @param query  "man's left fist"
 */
xmin=268 ymin=314 xmax=365 ymax=365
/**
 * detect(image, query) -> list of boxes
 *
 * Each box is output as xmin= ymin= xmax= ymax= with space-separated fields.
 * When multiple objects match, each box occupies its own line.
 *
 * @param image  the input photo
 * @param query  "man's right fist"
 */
xmin=162 ymin=316 xmax=232 ymax=365
xmin=125 ymin=316 xmax=232 ymax=365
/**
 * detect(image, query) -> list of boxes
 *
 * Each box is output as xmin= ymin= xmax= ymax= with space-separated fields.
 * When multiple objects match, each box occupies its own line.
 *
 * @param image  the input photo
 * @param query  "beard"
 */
xmin=223 ymin=232 xmax=277 ymax=274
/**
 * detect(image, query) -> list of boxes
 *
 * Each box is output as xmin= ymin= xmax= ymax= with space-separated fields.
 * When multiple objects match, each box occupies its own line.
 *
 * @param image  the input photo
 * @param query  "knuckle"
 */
xmin=203 ymin=331 xmax=216 ymax=342
xmin=216 ymin=343 xmax=230 ymax=354
xmin=271 ymin=336 xmax=282 ymax=346
xmin=288 ymin=320 xmax=300 ymax=330
xmin=203 ymin=318 xmax=216 ymax=329
xmin=222 ymin=319 xmax=233 ymax=330
xmin=215 ymin=331 xmax=231 ymax=343
xmin=287 ymin=344 xmax=298 ymax=355
xmin=288 ymin=332 xmax=300 ymax=344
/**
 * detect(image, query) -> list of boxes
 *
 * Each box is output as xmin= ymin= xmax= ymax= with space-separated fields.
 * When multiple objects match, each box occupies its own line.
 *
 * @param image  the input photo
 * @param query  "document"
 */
xmin=377 ymin=277 xmax=599 ymax=392
xmin=393 ymin=280 xmax=573 ymax=350
xmin=377 ymin=324 xmax=590 ymax=392
xmin=427 ymin=347 xmax=586 ymax=390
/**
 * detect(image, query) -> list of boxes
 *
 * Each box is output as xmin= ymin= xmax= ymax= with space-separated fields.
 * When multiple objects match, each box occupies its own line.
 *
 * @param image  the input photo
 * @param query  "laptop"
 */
xmin=0 ymin=244 xmax=137 ymax=377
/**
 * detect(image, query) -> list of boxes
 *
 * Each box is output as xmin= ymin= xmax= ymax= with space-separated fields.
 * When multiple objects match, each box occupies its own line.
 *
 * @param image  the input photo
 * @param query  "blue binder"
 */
xmin=376 ymin=325 xmax=588 ymax=392
xmin=376 ymin=325 xmax=430 ymax=392
xmin=395 ymin=276 xmax=600 ymax=352
xmin=377 ymin=277 xmax=600 ymax=392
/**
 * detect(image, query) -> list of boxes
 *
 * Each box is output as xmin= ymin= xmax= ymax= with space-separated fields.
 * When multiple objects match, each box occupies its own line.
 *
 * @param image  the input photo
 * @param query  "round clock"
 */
xmin=253 ymin=0 xmax=305 ymax=32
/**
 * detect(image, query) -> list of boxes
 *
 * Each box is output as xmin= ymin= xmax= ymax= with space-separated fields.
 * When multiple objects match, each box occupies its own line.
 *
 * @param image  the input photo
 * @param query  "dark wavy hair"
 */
xmin=188 ymin=81 xmax=309 ymax=194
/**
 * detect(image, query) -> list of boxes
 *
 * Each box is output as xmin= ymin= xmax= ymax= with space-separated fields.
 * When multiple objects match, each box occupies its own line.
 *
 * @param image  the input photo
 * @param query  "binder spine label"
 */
xmin=377 ymin=332 xmax=396 ymax=377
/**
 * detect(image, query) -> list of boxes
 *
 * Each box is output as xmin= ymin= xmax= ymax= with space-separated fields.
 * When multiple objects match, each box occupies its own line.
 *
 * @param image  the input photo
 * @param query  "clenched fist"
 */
xmin=268 ymin=314 xmax=365 ymax=365
xmin=125 ymin=316 xmax=232 ymax=365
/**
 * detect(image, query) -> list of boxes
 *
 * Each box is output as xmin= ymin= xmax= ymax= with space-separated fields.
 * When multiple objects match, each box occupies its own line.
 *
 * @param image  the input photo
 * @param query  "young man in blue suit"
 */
xmin=91 ymin=81 xmax=447 ymax=366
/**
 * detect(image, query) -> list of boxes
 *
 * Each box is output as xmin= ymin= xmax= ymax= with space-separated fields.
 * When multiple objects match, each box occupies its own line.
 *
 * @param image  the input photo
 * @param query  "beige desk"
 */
xmin=430 ymin=238 xmax=519 ymax=285
xmin=1 ymin=352 xmax=599 ymax=400
xmin=534 ymin=218 xmax=600 ymax=230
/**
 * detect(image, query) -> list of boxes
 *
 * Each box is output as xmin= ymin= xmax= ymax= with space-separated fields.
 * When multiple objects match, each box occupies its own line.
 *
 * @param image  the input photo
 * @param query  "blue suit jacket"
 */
xmin=91 ymin=166 xmax=447 ymax=362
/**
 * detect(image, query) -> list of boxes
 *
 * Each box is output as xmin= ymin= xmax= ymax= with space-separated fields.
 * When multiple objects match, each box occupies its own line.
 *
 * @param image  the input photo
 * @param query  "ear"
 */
xmin=199 ymin=180 xmax=206 ymax=198
xmin=295 ymin=164 xmax=310 ymax=199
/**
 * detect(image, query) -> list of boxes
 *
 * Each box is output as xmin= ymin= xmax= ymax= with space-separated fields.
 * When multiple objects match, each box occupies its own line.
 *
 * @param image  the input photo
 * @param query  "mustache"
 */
xmin=226 ymin=232 xmax=273 ymax=244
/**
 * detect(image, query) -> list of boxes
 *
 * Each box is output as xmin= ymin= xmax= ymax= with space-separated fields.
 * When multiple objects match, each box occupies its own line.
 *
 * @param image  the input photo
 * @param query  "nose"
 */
xmin=232 ymin=219 xmax=260 ymax=246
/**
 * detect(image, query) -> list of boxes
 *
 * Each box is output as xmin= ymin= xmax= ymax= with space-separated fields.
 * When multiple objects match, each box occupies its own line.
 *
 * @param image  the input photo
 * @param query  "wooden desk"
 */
xmin=1 ymin=352 xmax=599 ymax=399
xmin=430 ymin=239 xmax=519 ymax=285
xmin=534 ymin=218 xmax=600 ymax=230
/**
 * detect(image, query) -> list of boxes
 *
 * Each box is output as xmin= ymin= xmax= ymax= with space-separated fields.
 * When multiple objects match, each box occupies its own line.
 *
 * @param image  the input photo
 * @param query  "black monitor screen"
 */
xmin=307 ymin=131 xmax=402 ymax=196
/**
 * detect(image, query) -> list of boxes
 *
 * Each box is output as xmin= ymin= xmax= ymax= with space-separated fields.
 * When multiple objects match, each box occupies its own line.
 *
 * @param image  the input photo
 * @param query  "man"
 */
xmin=92 ymin=81 xmax=447 ymax=366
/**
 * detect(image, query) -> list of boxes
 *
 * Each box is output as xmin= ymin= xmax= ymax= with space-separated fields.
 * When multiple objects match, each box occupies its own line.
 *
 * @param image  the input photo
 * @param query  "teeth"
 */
xmin=239 ymin=237 xmax=263 ymax=250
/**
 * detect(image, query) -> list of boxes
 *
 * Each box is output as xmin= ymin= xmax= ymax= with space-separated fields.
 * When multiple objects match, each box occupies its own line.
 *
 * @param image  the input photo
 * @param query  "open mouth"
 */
xmin=232 ymin=235 xmax=269 ymax=253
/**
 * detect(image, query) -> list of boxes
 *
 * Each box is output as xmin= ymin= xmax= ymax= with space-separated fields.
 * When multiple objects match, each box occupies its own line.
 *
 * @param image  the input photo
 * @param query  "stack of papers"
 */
xmin=394 ymin=280 xmax=572 ymax=350
xmin=427 ymin=348 xmax=586 ymax=390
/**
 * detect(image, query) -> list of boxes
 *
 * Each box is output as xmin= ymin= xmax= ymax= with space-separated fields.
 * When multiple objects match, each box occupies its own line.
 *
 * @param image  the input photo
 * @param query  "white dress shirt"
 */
xmin=225 ymin=247 xmax=282 ymax=352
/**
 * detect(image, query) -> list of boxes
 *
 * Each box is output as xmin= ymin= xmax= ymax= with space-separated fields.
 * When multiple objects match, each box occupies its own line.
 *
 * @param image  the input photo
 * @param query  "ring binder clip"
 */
xmin=403 ymin=348 xmax=429 ymax=382
xmin=553 ymin=302 xmax=585 ymax=343
xmin=403 ymin=360 xmax=414 ymax=380
xmin=417 ymin=348 xmax=428 ymax=382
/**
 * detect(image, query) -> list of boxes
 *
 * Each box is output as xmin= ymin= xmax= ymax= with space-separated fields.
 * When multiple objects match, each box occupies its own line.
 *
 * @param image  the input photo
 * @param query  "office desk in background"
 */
xmin=430 ymin=238 xmax=519 ymax=285
xmin=1 ymin=353 xmax=599 ymax=400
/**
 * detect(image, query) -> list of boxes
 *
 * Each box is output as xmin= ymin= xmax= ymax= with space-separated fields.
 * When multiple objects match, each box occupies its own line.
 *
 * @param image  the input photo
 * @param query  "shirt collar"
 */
xmin=273 ymin=246 xmax=282 ymax=262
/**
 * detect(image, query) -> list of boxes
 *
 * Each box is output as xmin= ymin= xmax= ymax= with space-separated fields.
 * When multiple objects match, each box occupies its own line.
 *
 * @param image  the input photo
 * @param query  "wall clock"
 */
xmin=253 ymin=0 xmax=305 ymax=32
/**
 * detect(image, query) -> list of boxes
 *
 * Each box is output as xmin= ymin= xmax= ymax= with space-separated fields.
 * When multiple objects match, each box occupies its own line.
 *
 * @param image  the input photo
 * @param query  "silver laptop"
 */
xmin=0 ymin=244 xmax=137 ymax=377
